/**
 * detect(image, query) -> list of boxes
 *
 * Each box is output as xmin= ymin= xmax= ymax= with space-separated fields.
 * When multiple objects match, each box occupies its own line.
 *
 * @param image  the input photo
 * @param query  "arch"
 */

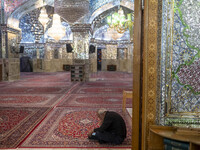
xmin=7 ymin=0 xmax=54 ymax=28
xmin=89 ymin=0 xmax=134 ymax=24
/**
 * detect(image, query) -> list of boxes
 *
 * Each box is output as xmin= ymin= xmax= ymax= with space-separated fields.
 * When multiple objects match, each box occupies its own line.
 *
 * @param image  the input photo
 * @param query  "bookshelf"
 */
xmin=70 ymin=65 xmax=84 ymax=82
xmin=63 ymin=64 xmax=70 ymax=71
xmin=149 ymin=125 xmax=200 ymax=150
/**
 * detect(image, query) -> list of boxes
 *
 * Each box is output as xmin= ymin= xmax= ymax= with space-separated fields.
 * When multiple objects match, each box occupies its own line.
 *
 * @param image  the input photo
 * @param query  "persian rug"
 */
xmin=24 ymin=77 xmax=70 ymax=82
xmin=10 ymin=82 xmax=73 ymax=87
xmin=82 ymin=81 xmax=132 ymax=87
xmin=71 ymin=87 xmax=132 ymax=94
xmin=89 ymin=71 xmax=133 ymax=81
xmin=0 ymin=86 xmax=71 ymax=94
xmin=0 ymin=94 xmax=63 ymax=107
xmin=22 ymin=72 xmax=71 ymax=82
xmin=57 ymin=94 xmax=132 ymax=108
xmin=0 ymin=107 xmax=51 ymax=148
xmin=21 ymin=107 xmax=132 ymax=148
xmin=20 ymin=72 xmax=70 ymax=77
xmin=0 ymin=81 xmax=11 ymax=88
xmin=18 ymin=72 xmax=71 ymax=83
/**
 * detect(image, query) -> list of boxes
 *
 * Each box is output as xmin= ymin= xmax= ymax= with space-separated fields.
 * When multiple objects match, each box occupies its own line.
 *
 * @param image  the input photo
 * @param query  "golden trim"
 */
xmin=142 ymin=0 xmax=159 ymax=149
xmin=168 ymin=0 xmax=175 ymax=115
xmin=142 ymin=0 xmax=149 ymax=149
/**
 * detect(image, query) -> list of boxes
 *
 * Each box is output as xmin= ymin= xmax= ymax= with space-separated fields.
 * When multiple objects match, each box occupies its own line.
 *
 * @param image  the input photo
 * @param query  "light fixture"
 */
xmin=38 ymin=7 xmax=49 ymax=29
xmin=47 ymin=14 xmax=66 ymax=41
xmin=106 ymin=27 xmax=124 ymax=40
xmin=107 ymin=7 xmax=133 ymax=34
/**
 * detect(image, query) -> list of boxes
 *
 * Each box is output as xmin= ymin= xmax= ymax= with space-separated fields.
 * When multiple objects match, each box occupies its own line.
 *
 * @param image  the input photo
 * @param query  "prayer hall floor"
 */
xmin=0 ymin=72 xmax=133 ymax=149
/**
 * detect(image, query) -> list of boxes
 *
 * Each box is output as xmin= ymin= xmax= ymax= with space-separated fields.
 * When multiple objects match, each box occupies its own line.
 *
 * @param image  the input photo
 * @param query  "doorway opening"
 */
xmin=97 ymin=48 xmax=102 ymax=71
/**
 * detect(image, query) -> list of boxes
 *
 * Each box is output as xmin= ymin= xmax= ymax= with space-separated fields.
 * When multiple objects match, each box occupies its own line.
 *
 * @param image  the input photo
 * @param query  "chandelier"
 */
xmin=38 ymin=7 xmax=49 ymax=29
xmin=47 ymin=14 xmax=66 ymax=41
xmin=106 ymin=27 xmax=124 ymax=40
xmin=107 ymin=7 xmax=133 ymax=34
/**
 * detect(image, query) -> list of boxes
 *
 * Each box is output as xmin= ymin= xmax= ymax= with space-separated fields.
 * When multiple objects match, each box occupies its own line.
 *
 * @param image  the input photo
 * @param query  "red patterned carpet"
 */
xmin=0 ymin=87 xmax=70 ymax=94
xmin=58 ymin=94 xmax=132 ymax=108
xmin=90 ymin=71 xmax=133 ymax=81
xmin=11 ymin=82 xmax=72 ymax=87
xmin=82 ymin=81 xmax=132 ymax=87
xmin=71 ymin=87 xmax=132 ymax=94
xmin=0 ymin=71 xmax=133 ymax=148
xmin=0 ymin=107 xmax=51 ymax=148
xmin=21 ymin=107 xmax=132 ymax=148
xmin=0 ymin=94 xmax=63 ymax=107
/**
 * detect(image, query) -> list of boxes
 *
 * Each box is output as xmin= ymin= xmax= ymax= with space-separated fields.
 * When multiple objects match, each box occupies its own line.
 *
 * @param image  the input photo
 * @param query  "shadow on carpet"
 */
xmin=0 ymin=107 xmax=51 ymax=148
xmin=21 ymin=107 xmax=132 ymax=148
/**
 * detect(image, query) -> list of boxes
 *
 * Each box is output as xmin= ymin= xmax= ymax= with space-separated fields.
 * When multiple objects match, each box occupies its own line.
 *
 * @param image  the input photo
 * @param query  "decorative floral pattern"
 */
xmin=0 ymin=95 xmax=47 ymax=103
xmin=0 ymin=95 xmax=64 ymax=107
xmin=71 ymin=87 xmax=132 ymax=94
xmin=0 ymin=107 xmax=51 ymax=148
xmin=0 ymin=87 xmax=67 ymax=94
xmin=160 ymin=0 xmax=200 ymax=127
xmin=58 ymin=110 xmax=100 ymax=139
xmin=177 ymin=59 xmax=200 ymax=94
xmin=58 ymin=94 xmax=132 ymax=108
xmin=21 ymin=108 xmax=132 ymax=148
xmin=0 ymin=109 xmax=30 ymax=134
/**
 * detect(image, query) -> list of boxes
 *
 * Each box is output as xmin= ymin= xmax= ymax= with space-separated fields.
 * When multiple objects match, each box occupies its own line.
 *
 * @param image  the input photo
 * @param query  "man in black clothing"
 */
xmin=88 ymin=108 xmax=127 ymax=145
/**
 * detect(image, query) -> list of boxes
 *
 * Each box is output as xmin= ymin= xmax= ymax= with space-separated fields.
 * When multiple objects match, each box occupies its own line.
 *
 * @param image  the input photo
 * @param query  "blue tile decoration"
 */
xmin=160 ymin=0 xmax=200 ymax=127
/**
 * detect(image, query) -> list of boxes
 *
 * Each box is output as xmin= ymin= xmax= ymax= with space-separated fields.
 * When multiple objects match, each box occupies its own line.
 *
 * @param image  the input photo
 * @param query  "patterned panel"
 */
xmin=73 ymin=30 xmax=90 ymax=59
xmin=103 ymin=44 xmax=118 ymax=59
xmin=143 ymin=0 xmax=159 ymax=149
xmin=160 ymin=0 xmax=200 ymax=127
xmin=19 ymin=44 xmax=44 ymax=59
xmin=156 ymin=0 xmax=164 ymax=125
xmin=170 ymin=0 xmax=199 ymax=113
xmin=7 ymin=29 xmax=20 ymax=58
xmin=159 ymin=0 xmax=174 ymax=126
xmin=171 ymin=0 xmax=200 ymax=96
xmin=176 ymin=60 xmax=200 ymax=93
xmin=19 ymin=8 xmax=45 ymax=43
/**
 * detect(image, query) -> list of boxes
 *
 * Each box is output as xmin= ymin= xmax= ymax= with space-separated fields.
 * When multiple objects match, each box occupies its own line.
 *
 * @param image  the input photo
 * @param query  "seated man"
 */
xmin=88 ymin=108 xmax=127 ymax=145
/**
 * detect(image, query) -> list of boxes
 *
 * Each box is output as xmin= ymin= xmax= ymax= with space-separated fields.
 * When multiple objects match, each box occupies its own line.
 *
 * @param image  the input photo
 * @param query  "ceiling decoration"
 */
xmin=89 ymin=0 xmax=134 ymax=24
xmin=89 ymin=0 xmax=114 ymax=13
xmin=3 ymin=0 xmax=29 ymax=13
xmin=54 ymin=0 xmax=89 ymax=23
xmin=107 ymin=7 xmax=133 ymax=34
xmin=91 ymin=6 xmax=133 ymax=38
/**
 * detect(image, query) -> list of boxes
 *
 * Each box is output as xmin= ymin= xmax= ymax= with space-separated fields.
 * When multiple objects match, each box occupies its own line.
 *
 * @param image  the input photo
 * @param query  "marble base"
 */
xmin=0 ymin=58 xmax=20 ymax=81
